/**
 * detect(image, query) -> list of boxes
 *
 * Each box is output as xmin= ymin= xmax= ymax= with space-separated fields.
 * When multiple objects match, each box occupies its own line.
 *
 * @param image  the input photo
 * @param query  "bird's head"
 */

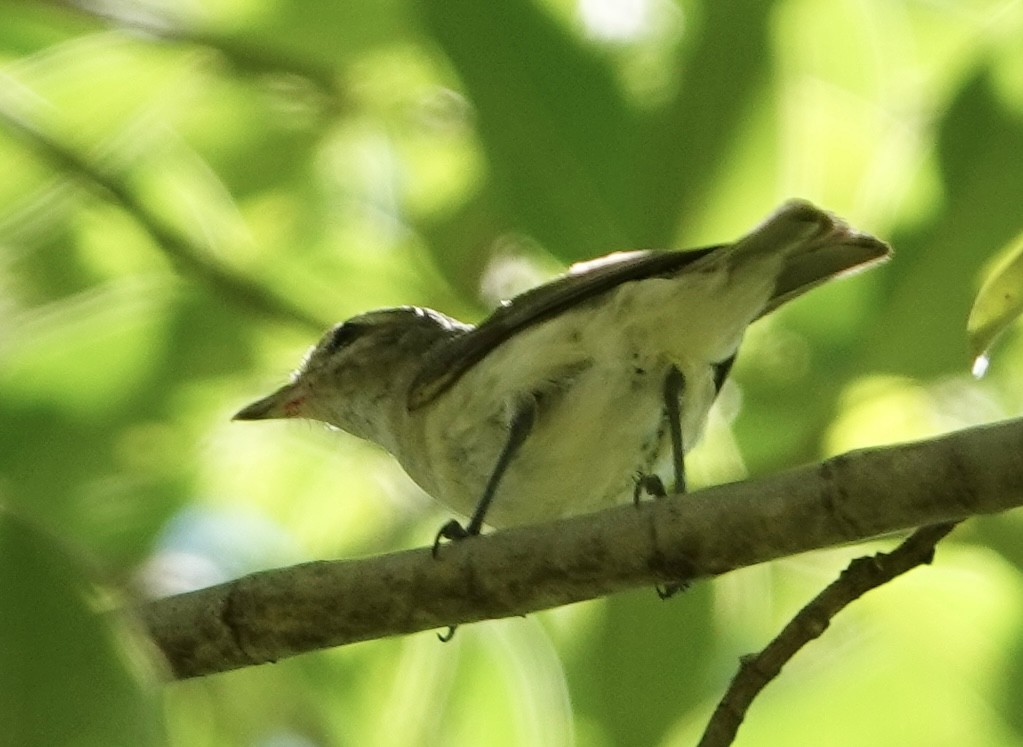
xmin=233 ymin=306 xmax=465 ymax=444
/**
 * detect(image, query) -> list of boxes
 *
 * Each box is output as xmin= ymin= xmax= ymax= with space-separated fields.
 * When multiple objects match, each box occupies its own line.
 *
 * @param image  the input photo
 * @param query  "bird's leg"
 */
xmin=433 ymin=397 xmax=537 ymax=642
xmin=658 ymin=365 xmax=688 ymax=599
xmin=433 ymin=396 xmax=538 ymax=554
xmin=663 ymin=365 xmax=686 ymax=495
xmin=632 ymin=366 xmax=687 ymax=505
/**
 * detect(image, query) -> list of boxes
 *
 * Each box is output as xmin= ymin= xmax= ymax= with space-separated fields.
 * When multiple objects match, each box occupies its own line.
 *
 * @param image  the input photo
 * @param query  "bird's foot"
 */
xmin=634 ymin=474 xmax=690 ymax=599
xmin=632 ymin=473 xmax=668 ymax=505
xmin=656 ymin=581 xmax=691 ymax=599
xmin=431 ymin=519 xmax=478 ymax=642
xmin=432 ymin=519 xmax=472 ymax=558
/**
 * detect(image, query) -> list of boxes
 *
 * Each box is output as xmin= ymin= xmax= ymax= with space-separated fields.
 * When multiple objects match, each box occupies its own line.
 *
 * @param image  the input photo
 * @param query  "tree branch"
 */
xmin=697 ymin=521 xmax=959 ymax=747
xmin=44 ymin=0 xmax=347 ymax=105
xmin=139 ymin=417 xmax=1023 ymax=679
xmin=0 ymin=105 xmax=326 ymax=333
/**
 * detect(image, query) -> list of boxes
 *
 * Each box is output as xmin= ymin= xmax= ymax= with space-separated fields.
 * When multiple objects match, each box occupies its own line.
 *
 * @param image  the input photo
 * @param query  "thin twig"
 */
xmin=0 ymin=105 xmax=325 ymax=332
xmin=697 ymin=522 xmax=959 ymax=747
xmin=40 ymin=0 xmax=347 ymax=106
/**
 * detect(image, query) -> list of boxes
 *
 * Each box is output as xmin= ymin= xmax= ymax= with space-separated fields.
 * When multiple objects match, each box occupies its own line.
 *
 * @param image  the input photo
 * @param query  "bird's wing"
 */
xmin=409 ymin=200 xmax=891 ymax=410
xmin=408 ymin=245 xmax=722 ymax=409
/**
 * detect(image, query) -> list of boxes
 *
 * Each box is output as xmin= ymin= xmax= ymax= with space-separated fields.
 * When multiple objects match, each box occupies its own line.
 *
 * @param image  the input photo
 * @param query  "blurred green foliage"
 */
xmin=2 ymin=0 xmax=1023 ymax=745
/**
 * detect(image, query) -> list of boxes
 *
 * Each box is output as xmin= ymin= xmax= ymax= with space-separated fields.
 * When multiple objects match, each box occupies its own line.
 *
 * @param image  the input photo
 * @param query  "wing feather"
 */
xmin=408 ymin=246 xmax=722 ymax=409
xmin=408 ymin=200 xmax=891 ymax=410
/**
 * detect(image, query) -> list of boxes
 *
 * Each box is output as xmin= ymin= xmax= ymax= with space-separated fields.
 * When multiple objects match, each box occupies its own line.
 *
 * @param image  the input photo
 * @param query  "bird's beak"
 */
xmin=232 ymin=383 xmax=306 ymax=421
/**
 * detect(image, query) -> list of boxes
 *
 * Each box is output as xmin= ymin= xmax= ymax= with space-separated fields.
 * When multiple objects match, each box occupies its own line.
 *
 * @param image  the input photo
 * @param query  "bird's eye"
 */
xmin=325 ymin=322 xmax=365 ymax=353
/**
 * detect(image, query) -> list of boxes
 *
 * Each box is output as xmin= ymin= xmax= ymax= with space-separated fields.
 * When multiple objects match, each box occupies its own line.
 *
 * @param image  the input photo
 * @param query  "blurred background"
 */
xmin=2 ymin=0 xmax=1023 ymax=744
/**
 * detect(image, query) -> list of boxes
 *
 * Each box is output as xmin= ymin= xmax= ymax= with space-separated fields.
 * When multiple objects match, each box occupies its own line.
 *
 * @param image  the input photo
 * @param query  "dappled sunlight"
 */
xmin=139 ymin=505 xmax=304 ymax=596
xmin=826 ymin=374 xmax=1005 ymax=453
xmin=4 ymin=0 xmax=1023 ymax=744
xmin=578 ymin=0 xmax=656 ymax=42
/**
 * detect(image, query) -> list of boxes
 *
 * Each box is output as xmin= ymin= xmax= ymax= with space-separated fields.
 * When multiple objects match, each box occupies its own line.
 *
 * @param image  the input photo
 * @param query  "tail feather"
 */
xmin=765 ymin=235 xmax=890 ymax=315
xmin=739 ymin=200 xmax=891 ymax=317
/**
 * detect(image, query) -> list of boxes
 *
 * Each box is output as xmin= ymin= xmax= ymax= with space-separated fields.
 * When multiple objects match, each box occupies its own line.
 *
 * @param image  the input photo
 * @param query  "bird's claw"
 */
xmin=432 ymin=519 xmax=471 ymax=558
xmin=432 ymin=521 xmax=472 ymax=641
xmin=656 ymin=581 xmax=690 ymax=599
xmin=633 ymin=473 xmax=668 ymax=505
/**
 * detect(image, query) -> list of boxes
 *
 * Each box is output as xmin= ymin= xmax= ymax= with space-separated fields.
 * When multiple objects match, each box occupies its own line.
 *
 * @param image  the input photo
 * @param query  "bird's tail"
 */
xmin=729 ymin=200 xmax=891 ymax=317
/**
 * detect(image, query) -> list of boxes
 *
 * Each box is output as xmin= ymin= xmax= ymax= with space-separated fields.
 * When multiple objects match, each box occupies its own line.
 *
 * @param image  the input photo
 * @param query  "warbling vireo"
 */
xmin=234 ymin=200 xmax=890 ymax=548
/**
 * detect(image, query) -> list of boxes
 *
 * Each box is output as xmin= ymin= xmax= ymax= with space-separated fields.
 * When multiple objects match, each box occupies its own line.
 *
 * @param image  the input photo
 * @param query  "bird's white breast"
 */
xmin=396 ymin=262 xmax=777 ymax=528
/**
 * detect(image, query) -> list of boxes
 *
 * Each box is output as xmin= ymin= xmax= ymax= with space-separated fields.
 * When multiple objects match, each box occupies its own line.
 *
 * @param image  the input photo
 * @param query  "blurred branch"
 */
xmin=140 ymin=417 xmax=1023 ymax=679
xmin=697 ymin=521 xmax=959 ymax=747
xmin=38 ymin=0 xmax=347 ymax=107
xmin=0 ymin=106 xmax=326 ymax=332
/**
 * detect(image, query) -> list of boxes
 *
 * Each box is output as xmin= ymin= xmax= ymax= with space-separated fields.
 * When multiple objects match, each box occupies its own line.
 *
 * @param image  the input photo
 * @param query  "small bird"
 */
xmin=234 ymin=200 xmax=890 ymax=546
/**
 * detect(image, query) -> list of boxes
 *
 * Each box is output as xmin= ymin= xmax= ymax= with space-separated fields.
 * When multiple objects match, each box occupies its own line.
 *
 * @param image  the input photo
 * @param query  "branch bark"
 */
xmin=140 ymin=417 xmax=1023 ymax=679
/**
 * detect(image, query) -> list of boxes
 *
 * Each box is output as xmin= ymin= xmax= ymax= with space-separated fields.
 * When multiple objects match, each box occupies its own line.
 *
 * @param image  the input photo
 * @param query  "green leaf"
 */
xmin=967 ymin=229 xmax=1023 ymax=375
xmin=419 ymin=0 xmax=639 ymax=258
xmin=863 ymin=66 xmax=1023 ymax=379
xmin=0 ymin=511 xmax=165 ymax=747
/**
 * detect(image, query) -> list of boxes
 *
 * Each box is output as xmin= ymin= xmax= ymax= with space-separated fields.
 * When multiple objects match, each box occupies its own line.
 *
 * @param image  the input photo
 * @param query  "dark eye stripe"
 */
xmin=326 ymin=322 xmax=365 ymax=353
